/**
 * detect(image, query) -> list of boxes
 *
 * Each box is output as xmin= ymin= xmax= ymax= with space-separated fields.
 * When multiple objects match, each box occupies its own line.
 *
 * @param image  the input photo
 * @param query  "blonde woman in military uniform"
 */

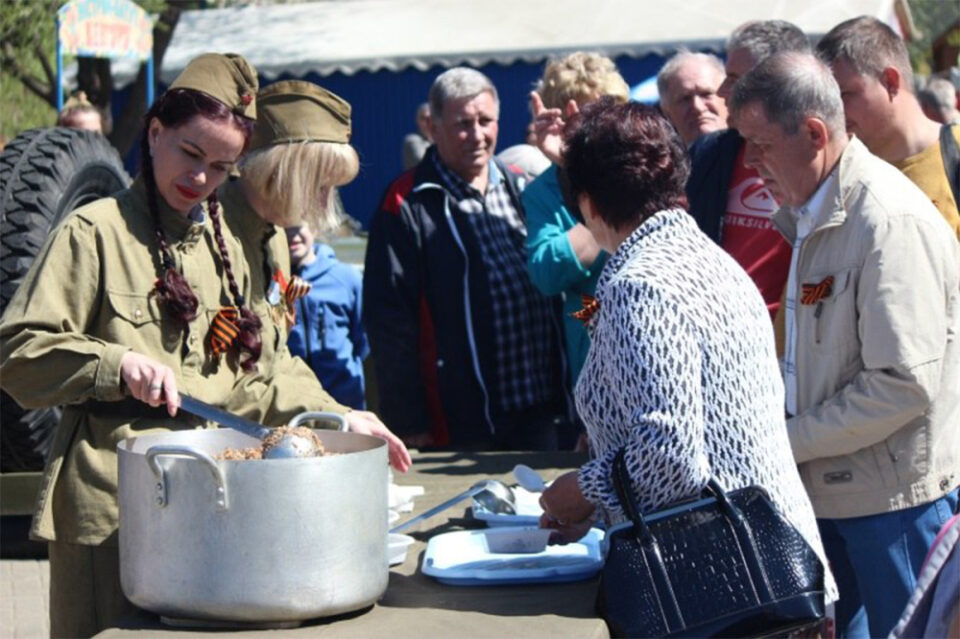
xmin=0 ymin=54 xmax=401 ymax=638
xmin=218 ymin=81 xmax=410 ymax=471
xmin=217 ymin=80 xmax=401 ymax=438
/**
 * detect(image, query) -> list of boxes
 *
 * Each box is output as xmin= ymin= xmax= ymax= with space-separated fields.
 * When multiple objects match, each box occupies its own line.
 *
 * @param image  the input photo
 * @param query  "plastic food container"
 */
xmin=483 ymin=527 xmax=551 ymax=553
xmin=472 ymin=486 xmax=543 ymax=527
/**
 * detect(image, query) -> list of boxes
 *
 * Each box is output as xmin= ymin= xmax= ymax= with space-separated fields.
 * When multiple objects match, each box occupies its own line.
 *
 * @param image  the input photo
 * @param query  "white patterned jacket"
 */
xmin=574 ymin=208 xmax=832 ymax=600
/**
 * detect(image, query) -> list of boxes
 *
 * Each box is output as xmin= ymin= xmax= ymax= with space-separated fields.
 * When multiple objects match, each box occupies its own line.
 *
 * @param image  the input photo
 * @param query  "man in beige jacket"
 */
xmin=730 ymin=52 xmax=960 ymax=639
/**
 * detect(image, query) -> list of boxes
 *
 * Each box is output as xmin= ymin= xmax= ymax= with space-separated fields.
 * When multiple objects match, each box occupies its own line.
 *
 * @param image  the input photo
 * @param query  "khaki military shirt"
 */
xmin=217 ymin=179 xmax=348 ymax=421
xmin=219 ymin=178 xmax=292 ymax=355
xmin=0 ymin=180 xmax=344 ymax=545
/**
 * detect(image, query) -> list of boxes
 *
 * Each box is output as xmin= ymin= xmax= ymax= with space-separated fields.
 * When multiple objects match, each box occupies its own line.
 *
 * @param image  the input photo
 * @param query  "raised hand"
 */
xmin=530 ymin=92 xmax=580 ymax=166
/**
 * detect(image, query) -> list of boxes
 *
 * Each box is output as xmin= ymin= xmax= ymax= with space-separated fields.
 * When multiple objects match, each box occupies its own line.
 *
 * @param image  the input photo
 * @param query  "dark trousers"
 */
xmin=819 ymin=488 xmax=959 ymax=638
xmin=48 ymin=541 xmax=149 ymax=638
xmin=490 ymin=403 xmax=569 ymax=451
xmin=427 ymin=403 xmax=571 ymax=452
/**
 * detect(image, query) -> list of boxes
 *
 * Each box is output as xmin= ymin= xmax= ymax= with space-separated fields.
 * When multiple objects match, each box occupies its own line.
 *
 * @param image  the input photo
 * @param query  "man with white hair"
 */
xmin=656 ymin=50 xmax=728 ymax=146
xmin=919 ymin=77 xmax=960 ymax=125
xmin=365 ymin=67 xmax=571 ymax=451
xmin=731 ymin=50 xmax=960 ymax=639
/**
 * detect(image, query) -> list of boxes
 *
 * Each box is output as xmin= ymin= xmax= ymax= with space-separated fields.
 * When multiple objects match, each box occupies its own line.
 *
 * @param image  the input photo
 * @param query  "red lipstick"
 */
xmin=176 ymin=185 xmax=200 ymax=199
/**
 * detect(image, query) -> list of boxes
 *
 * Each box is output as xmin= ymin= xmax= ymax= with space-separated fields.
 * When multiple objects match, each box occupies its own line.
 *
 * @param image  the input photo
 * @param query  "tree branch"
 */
xmin=1 ymin=42 xmax=55 ymax=106
xmin=18 ymin=74 xmax=54 ymax=104
xmin=36 ymin=43 xmax=55 ymax=88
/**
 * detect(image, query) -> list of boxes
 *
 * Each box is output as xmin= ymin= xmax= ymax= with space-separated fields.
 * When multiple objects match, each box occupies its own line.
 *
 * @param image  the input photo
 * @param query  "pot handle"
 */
xmin=287 ymin=411 xmax=349 ymax=432
xmin=146 ymin=445 xmax=228 ymax=511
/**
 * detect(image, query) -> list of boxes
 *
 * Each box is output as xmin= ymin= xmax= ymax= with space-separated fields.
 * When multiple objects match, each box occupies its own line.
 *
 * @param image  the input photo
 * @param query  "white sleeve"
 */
xmin=577 ymin=279 xmax=710 ymax=517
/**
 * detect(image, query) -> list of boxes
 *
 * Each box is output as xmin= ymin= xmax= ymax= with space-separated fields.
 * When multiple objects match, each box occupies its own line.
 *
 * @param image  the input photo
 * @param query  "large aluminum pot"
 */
xmin=118 ymin=425 xmax=388 ymax=625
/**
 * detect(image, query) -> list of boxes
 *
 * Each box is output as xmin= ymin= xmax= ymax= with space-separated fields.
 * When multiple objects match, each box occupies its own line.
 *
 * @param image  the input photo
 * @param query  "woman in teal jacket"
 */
xmin=524 ymin=52 xmax=629 ymax=390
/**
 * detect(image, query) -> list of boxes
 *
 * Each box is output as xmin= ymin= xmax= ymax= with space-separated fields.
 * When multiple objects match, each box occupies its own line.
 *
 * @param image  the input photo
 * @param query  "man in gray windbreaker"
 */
xmin=730 ymin=51 xmax=960 ymax=639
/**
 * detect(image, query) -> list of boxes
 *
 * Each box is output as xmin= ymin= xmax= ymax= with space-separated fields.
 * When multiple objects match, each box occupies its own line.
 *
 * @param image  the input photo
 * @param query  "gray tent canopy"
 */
xmin=155 ymin=0 xmax=905 ymax=82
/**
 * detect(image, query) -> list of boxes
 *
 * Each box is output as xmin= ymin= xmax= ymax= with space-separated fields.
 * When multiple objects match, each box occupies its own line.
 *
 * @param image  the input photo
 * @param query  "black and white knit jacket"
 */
xmin=575 ymin=208 xmax=835 ymax=600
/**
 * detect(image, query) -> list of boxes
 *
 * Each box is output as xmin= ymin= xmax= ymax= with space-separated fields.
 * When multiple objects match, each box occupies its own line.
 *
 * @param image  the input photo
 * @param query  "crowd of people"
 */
xmin=368 ymin=17 xmax=957 ymax=638
xmin=0 ymin=12 xmax=958 ymax=639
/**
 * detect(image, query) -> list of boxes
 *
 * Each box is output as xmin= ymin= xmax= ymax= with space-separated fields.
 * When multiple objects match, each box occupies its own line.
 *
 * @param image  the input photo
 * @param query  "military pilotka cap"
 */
xmin=169 ymin=52 xmax=258 ymax=119
xmin=250 ymin=80 xmax=352 ymax=151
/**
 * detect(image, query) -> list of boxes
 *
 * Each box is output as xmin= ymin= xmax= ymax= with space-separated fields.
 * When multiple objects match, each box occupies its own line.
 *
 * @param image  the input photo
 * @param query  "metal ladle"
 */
xmin=179 ymin=395 xmax=346 ymax=459
xmin=390 ymin=479 xmax=517 ymax=534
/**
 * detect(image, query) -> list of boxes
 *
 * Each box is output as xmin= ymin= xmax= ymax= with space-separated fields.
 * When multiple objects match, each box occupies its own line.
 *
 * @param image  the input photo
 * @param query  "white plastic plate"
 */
xmin=422 ymin=527 xmax=604 ymax=586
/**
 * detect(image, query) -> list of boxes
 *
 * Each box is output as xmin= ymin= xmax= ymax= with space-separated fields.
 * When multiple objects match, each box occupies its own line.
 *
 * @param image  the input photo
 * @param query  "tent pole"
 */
xmin=146 ymin=53 xmax=154 ymax=107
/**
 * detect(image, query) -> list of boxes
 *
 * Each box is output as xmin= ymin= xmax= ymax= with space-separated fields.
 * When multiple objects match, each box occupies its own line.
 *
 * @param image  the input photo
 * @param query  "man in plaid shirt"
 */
xmin=364 ymin=68 xmax=572 ymax=450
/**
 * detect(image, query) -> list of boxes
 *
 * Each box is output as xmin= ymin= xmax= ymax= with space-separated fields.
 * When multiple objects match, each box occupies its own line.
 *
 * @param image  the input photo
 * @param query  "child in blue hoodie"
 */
xmin=286 ymin=223 xmax=369 ymax=409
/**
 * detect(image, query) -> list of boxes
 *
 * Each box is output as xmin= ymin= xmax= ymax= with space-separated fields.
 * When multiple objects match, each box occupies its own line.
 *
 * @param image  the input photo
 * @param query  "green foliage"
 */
xmin=0 ymin=0 xmax=168 ymax=145
xmin=0 ymin=0 xmax=59 ymax=143
xmin=0 ymin=73 xmax=56 ymax=145
xmin=0 ymin=0 xmax=59 ymax=57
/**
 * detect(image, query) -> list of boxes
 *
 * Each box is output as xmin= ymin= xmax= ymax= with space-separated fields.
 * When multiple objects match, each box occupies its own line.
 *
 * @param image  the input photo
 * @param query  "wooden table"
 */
xmin=97 ymin=451 xmax=609 ymax=639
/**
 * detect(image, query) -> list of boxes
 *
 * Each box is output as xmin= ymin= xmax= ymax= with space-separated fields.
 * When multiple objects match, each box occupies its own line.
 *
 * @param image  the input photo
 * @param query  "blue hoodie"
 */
xmin=287 ymin=243 xmax=369 ymax=409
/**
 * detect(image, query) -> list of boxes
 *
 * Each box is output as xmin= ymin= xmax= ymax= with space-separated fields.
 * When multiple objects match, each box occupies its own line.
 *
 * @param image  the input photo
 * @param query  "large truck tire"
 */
xmin=0 ymin=127 xmax=130 ymax=472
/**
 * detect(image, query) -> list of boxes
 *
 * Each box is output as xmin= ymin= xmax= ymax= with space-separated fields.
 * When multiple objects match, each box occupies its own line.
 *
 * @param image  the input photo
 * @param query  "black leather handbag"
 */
xmin=597 ymin=449 xmax=825 ymax=638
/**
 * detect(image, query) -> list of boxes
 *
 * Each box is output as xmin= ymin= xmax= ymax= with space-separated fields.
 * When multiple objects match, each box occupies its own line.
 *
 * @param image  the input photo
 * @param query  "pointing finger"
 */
xmin=529 ymin=91 xmax=545 ymax=117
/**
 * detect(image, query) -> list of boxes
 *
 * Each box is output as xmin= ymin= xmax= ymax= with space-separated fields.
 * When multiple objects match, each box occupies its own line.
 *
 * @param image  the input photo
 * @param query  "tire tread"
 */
xmin=0 ymin=128 xmax=130 ymax=472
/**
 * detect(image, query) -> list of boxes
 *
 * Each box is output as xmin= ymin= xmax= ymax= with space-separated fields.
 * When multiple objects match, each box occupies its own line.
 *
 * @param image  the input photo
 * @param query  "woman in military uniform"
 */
xmin=217 ymin=80 xmax=391 ymax=429
xmin=0 ymin=54 xmax=405 ymax=638
xmin=217 ymin=81 xmax=410 ymax=471
xmin=217 ymin=80 xmax=352 ymax=396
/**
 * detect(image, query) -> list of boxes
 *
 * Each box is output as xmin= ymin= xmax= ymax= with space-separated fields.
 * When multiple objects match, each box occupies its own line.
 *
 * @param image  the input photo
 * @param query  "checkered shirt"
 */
xmin=432 ymin=154 xmax=559 ymax=413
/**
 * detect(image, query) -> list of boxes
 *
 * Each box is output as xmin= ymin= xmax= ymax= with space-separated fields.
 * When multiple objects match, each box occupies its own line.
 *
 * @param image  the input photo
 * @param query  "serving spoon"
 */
xmin=390 ymin=479 xmax=517 ymax=533
xmin=179 ymin=395 xmax=345 ymax=459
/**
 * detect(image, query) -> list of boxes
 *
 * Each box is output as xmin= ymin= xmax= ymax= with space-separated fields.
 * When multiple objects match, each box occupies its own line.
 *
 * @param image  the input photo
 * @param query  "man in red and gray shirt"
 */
xmin=686 ymin=20 xmax=811 ymax=324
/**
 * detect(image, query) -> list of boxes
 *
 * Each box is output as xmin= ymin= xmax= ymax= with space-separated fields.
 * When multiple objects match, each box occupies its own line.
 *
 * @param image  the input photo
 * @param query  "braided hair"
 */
xmin=208 ymin=189 xmax=262 ymax=370
xmin=141 ymin=88 xmax=262 ymax=369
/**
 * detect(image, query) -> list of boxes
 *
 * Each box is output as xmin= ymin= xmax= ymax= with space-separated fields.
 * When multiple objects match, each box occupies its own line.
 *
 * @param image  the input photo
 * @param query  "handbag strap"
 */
xmin=702 ymin=479 xmax=775 ymax=604
xmin=611 ymin=449 xmax=648 ymax=539
xmin=612 ymin=449 xmax=685 ymax=633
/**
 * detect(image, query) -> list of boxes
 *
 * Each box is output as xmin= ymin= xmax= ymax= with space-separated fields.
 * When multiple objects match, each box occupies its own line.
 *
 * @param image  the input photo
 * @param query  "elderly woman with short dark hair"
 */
xmin=538 ymin=99 xmax=834 ymax=600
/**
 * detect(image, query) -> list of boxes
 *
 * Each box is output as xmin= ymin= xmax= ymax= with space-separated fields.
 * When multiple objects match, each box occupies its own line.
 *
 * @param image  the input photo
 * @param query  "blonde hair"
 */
xmin=239 ymin=140 xmax=359 ymax=232
xmin=57 ymin=90 xmax=103 ymax=130
xmin=537 ymin=52 xmax=630 ymax=110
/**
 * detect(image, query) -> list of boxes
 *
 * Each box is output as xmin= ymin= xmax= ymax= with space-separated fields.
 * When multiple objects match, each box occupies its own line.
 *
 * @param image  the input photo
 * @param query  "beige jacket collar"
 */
xmin=772 ymin=137 xmax=876 ymax=242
